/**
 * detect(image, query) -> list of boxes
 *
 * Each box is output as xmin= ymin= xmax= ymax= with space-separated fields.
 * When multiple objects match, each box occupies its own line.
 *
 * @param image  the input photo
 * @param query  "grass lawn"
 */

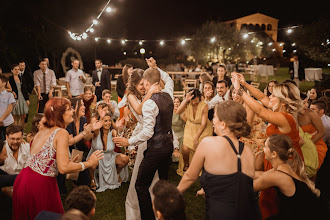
xmin=9 ymin=67 xmax=328 ymax=219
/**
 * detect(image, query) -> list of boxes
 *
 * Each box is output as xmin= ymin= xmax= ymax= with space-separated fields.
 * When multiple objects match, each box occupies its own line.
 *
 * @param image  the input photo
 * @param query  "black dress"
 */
xmin=271 ymin=170 xmax=325 ymax=220
xmin=200 ymin=136 xmax=261 ymax=220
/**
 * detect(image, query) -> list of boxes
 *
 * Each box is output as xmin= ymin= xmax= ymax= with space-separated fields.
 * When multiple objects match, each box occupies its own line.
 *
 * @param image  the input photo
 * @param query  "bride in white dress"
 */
xmin=118 ymin=67 xmax=158 ymax=220
xmin=118 ymin=59 xmax=174 ymax=220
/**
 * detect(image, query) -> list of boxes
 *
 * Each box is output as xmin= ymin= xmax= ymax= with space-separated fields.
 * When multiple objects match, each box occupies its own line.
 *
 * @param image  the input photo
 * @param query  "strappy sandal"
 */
xmin=90 ymin=179 xmax=97 ymax=191
xmin=183 ymin=165 xmax=189 ymax=172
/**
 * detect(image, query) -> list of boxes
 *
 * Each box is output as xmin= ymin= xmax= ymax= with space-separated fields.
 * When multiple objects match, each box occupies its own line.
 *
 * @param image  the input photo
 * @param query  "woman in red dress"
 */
xmin=12 ymin=98 xmax=104 ymax=220
xmin=232 ymin=73 xmax=303 ymax=219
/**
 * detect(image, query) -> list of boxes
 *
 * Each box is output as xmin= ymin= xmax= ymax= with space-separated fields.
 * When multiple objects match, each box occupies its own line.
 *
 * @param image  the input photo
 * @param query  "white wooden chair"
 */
xmin=183 ymin=79 xmax=197 ymax=93
xmin=173 ymin=91 xmax=185 ymax=99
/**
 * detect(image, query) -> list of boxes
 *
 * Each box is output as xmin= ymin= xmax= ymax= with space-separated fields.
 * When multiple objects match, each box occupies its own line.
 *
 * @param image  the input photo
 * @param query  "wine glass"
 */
xmin=116 ymin=125 xmax=126 ymax=150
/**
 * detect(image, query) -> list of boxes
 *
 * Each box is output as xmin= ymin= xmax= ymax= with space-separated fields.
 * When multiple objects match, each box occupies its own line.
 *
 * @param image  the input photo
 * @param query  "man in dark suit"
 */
xmin=289 ymin=54 xmax=305 ymax=88
xmin=18 ymin=61 xmax=34 ymax=104
xmin=18 ymin=61 xmax=34 ymax=124
xmin=92 ymin=59 xmax=111 ymax=101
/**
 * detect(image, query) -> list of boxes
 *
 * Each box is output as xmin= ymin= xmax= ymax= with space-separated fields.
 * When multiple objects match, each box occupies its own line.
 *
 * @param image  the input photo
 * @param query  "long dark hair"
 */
xmin=127 ymin=68 xmax=144 ymax=101
xmin=122 ymin=64 xmax=133 ymax=85
xmin=70 ymin=97 xmax=83 ymax=121
xmin=100 ymin=112 xmax=114 ymax=149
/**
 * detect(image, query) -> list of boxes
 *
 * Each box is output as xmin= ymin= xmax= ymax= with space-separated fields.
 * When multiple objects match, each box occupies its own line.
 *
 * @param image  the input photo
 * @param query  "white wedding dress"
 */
xmin=124 ymin=95 xmax=159 ymax=220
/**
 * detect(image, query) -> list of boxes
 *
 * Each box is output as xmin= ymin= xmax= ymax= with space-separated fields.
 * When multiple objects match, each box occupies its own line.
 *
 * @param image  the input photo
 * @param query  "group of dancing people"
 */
xmin=0 ymin=56 xmax=329 ymax=220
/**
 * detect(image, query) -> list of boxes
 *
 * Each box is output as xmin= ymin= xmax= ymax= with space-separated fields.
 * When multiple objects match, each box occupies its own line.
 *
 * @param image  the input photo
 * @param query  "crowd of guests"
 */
xmin=0 ymin=55 xmax=329 ymax=219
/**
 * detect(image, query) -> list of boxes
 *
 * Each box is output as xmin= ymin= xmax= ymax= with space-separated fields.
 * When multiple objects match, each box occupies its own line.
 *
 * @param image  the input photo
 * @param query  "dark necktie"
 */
xmin=43 ymin=72 xmax=46 ymax=93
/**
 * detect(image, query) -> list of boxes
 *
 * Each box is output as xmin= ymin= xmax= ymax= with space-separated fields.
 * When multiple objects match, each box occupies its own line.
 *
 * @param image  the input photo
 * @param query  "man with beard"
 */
xmin=0 ymin=125 xmax=30 ymax=194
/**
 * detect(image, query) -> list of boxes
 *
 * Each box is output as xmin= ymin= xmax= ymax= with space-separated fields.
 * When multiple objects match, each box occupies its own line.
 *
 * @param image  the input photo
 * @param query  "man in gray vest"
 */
xmin=113 ymin=57 xmax=174 ymax=219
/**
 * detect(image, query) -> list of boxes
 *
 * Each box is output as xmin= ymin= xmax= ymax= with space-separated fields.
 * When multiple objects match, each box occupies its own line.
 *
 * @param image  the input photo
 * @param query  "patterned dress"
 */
xmin=240 ymin=114 xmax=267 ymax=158
xmin=13 ymin=128 xmax=64 ymax=220
xmin=12 ymin=81 xmax=29 ymax=116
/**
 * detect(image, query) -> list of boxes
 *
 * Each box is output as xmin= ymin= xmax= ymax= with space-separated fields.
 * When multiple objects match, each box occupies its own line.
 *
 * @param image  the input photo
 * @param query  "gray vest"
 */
xmin=147 ymin=92 xmax=174 ymax=149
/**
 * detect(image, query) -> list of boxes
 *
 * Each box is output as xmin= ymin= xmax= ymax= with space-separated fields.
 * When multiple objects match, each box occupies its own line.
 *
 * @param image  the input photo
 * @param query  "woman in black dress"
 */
xmin=177 ymin=100 xmax=261 ymax=220
xmin=116 ymin=64 xmax=133 ymax=99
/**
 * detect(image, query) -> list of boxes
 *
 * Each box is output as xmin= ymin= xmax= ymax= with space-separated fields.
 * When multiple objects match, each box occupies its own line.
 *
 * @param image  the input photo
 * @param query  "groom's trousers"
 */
xmin=135 ymin=146 xmax=173 ymax=220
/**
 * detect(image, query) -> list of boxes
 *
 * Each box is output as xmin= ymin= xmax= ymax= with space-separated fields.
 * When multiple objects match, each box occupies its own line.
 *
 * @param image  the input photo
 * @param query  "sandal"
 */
xmin=183 ymin=165 xmax=189 ymax=172
xmin=90 ymin=179 xmax=97 ymax=191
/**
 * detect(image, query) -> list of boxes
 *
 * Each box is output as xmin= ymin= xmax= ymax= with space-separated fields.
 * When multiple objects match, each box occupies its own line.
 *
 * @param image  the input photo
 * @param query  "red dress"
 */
xmin=12 ymin=128 xmax=64 ymax=220
xmin=259 ymin=112 xmax=303 ymax=219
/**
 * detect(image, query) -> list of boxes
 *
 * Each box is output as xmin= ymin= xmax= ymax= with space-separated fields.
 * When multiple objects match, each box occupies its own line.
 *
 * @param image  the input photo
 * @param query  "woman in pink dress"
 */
xmin=12 ymin=97 xmax=104 ymax=220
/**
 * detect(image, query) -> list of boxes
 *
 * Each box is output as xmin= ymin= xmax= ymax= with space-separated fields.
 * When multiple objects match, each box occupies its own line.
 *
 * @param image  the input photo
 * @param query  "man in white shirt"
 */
xmin=0 ymin=125 xmax=30 ymax=189
xmin=96 ymin=89 xmax=120 ymax=121
xmin=206 ymin=80 xmax=229 ymax=110
xmin=310 ymin=100 xmax=330 ymax=146
xmin=66 ymin=59 xmax=86 ymax=98
xmin=34 ymin=60 xmax=56 ymax=113
xmin=113 ymin=57 xmax=174 ymax=219
xmin=289 ymin=54 xmax=305 ymax=88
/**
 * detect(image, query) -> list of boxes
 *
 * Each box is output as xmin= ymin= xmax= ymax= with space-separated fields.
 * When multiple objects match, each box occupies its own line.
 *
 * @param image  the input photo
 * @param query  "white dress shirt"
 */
xmin=206 ymin=90 xmax=229 ymax=110
xmin=293 ymin=61 xmax=299 ymax=78
xmin=33 ymin=68 xmax=57 ymax=94
xmin=0 ymin=141 xmax=30 ymax=175
xmin=128 ymin=68 xmax=174 ymax=146
xmin=97 ymin=68 xmax=103 ymax=81
xmin=321 ymin=114 xmax=330 ymax=146
xmin=65 ymin=68 xmax=86 ymax=96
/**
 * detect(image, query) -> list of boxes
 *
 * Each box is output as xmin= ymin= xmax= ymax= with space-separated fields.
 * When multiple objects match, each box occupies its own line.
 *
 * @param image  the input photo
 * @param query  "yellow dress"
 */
xmin=177 ymin=101 xmax=213 ymax=176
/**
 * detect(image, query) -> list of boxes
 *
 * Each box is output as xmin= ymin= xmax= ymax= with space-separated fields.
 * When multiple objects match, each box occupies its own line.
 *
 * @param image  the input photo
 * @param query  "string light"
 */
xmin=95 ymin=37 xmax=99 ymax=42
xmin=181 ymin=39 xmax=186 ymax=45
xmin=160 ymin=40 xmax=165 ymax=46
xmin=121 ymin=39 xmax=126 ymax=45
xmin=107 ymin=39 xmax=111 ymax=44
xmin=243 ymin=33 xmax=249 ymax=39
xmin=139 ymin=40 xmax=143 ymax=45
xmin=106 ymin=7 xmax=112 ymax=13
xmin=210 ymin=37 xmax=216 ymax=43
xmin=68 ymin=0 xmax=112 ymax=40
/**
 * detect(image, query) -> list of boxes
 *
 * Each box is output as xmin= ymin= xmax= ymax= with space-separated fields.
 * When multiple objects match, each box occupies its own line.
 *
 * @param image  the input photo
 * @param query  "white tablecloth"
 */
xmin=256 ymin=65 xmax=274 ymax=76
xmin=305 ymin=68 xmax=322 ymax=81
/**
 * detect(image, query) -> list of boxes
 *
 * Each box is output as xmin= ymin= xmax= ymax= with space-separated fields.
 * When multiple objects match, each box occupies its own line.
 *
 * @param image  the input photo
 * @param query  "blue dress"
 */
xmin=87 ymin=129 xmax=129 ymax=192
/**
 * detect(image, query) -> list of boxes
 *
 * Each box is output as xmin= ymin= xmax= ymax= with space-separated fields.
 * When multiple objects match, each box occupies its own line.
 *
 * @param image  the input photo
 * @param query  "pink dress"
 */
xmin=12 ymin=128 xmax=64 ymax=220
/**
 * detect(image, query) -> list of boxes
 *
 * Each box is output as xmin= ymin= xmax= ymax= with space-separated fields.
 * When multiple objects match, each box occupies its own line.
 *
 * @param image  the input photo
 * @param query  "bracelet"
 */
xmin=79 ymin=162 xmax=85 ymax=171
xmin=235 ymin=87 xmax=243 ymax=96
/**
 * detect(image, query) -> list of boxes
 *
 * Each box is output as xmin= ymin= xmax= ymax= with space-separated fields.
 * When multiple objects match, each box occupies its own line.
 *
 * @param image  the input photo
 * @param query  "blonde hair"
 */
xmin=272 ymin=83 xmax=302 ymax=118
xmin=267 ymin=134 xmax=320 ymax=197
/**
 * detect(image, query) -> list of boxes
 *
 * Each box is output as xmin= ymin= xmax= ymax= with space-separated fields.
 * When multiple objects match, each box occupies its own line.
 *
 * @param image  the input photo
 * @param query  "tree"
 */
xmin=179 ymin=21 xmax=272 ymax=65
xmin=294 ymin=18 xmax=330 ymax=64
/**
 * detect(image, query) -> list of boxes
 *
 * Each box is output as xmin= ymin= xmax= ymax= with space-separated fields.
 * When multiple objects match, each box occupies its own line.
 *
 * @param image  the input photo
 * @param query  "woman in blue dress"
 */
xmin=87 ymin=112 xmax=129 ymax=192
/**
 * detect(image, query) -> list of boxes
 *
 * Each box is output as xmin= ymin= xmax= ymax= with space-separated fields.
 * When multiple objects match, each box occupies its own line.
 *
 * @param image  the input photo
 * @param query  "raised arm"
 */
xmin=236 ymin=72 xmax=270 ymax=107
xmin=232 ymin=73 xmax=290 ymax=133
xmin=176 ymin=91 xmax=194 ymax=115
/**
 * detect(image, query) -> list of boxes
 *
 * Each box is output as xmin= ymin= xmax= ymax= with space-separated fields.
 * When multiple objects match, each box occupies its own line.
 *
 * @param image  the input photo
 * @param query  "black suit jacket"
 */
xmin=92 ymin=68 xmax=111 ymax=99
xmin=9 ymin=71 xmax=34 ymax=101
xmin=289 ymin=61 xmax=305 ymax=81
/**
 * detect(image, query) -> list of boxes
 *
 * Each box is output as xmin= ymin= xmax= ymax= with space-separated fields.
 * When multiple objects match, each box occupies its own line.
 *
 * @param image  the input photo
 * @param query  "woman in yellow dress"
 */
xmin=176 ymin=88 xmax=213 ymax=176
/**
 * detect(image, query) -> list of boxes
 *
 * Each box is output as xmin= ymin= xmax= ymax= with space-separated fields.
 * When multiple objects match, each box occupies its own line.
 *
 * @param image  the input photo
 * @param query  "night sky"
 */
xmin=0 ymin=0 xmax=329 ymax=72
